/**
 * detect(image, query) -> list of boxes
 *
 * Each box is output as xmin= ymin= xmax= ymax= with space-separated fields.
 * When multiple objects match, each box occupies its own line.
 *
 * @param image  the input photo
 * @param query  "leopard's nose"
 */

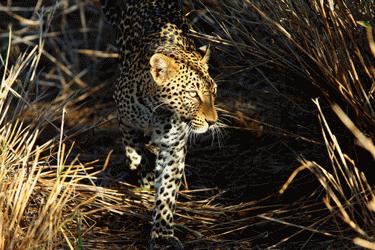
xmin=206 ymin=119 xmax=216 ymax=126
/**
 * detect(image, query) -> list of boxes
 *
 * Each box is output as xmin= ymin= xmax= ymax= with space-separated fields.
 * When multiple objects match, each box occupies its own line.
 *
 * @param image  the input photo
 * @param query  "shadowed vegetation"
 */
xmin=0 ymin=0 xmax=374 ymax=249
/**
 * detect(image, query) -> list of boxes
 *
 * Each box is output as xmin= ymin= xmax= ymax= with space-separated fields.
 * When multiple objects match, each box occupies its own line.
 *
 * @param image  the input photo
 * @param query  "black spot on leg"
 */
xmin=164 ymin=124 xmax=172 ymax=131
xmin=156 ymin=214 xmax=161 ymax=220
xmin=166 ymin=214 xmax=172 ymax=221
xmin=155 ymin=169 xmax=162 ymax=177
xmin=179 ymin=134 xmax=185 ymax=140
xmin=161 ymin=219 xmax=167 ymax=227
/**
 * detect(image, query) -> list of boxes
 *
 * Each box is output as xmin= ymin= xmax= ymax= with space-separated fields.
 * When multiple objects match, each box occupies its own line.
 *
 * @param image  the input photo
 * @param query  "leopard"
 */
xmin=100 ymin=0 xmax=218 ymax=249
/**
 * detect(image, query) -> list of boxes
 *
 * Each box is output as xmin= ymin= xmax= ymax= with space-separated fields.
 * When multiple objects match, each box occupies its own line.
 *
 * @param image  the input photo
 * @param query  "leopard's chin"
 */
xmin=191 ymin=123 xmax=209 ymax=134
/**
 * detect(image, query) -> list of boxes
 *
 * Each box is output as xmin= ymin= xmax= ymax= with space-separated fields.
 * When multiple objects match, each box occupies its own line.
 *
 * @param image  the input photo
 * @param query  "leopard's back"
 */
xmin=101 ymin=0 xmax=189 ymax=60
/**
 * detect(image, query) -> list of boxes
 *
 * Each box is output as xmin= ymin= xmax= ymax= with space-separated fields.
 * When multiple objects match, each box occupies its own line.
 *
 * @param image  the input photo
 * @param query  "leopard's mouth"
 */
xmin=190 ymin=120 xmax=209 ymax=134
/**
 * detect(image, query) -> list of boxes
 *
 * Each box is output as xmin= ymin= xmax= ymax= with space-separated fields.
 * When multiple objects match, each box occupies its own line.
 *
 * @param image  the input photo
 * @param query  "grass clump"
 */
xmin=0 ymin=24 xmax=120 ymax=250
xmin=0 ymin=0 xmax=374 ymax=249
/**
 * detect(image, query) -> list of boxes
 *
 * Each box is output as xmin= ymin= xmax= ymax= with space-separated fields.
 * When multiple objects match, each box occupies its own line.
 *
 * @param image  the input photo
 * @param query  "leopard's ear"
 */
xmin=150 ymin=53 xmax=179 ymax=85
xmin=199 ymin=45 xmax=210 ymax=65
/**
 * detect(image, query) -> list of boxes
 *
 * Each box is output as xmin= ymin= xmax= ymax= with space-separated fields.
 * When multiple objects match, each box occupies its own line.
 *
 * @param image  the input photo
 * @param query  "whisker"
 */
xmin=188 ymin=124 xmax=193 ymax=145
xmin=152 ymin=102 xmax=167 ymax=113
xmin=216 ymin=122 xmax=228 ymax=128
xmin=210 ymin=125 xmax=215 ymax=147
xmin=217 ymin=116 xmax=232 ymax=124
xmin=215 ymin=126 xmax=220 ymax=146
xmin=220 ymin=112 xmax=238 ymax=120
xmin=147 ymin=101 xmax=167 ymax=126
xmin=193 ymin=129 xmax=197 ymax=144
xmin=215 ymin=124 xmax=224 ymax=148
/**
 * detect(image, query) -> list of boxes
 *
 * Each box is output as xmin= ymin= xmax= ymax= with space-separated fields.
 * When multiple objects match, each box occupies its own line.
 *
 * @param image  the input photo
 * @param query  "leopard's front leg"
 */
xmin=119 ymin=120 xmax=155 ymax=189
xmin=150 ymin=115 xmax=188 ymax=250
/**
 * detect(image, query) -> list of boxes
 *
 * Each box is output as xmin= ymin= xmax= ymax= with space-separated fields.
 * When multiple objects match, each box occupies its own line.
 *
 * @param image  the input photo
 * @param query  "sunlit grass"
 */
xmin=0 ymin=0 xmax=374 ymax=249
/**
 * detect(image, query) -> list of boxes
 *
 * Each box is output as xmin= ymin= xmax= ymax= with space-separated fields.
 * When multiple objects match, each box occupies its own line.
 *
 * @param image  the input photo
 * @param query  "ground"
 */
xmin=0 ymin=0 xmax=374 ymax=249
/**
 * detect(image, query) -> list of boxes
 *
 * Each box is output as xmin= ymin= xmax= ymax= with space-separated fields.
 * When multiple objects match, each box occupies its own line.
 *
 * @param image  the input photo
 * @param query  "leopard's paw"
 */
xmin=149 ymin=235 xmax=183 ymax=250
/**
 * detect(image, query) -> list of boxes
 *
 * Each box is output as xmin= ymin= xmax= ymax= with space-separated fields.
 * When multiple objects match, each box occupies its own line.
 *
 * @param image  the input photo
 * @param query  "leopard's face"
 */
xmin=150 ymin=52 xmax=218 ymax=134
xmin=182 ymin=71 xmax=217 ymax=134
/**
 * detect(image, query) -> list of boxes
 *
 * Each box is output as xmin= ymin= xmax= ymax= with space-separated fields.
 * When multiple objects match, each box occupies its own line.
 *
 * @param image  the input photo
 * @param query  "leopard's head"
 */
xmin=150 ymin=48 xmax=218 ymax=134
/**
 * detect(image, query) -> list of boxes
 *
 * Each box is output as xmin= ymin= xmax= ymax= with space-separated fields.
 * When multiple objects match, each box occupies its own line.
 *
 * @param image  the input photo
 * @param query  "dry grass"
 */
xmin=0 ymin=24 xmax=121 ymax=249
xmin=196 ymin=0 xmax=375 ymax=248
xmin=0 ymin=0 xmax=374 ymax=249
xmin=0 ymin=27 xmax=72 ymax=248
xmin=247 ymin=1 xmax=375 ymax=247
xmin=189 ymin=0 xmax=375 ymax=247
xmin=280 ymin=99 xmax=375 ymax=248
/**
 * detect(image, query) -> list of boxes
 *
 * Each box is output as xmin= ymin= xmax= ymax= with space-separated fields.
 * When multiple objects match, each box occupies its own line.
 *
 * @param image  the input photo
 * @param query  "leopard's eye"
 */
xmin=188 ymin=91 xmax=198 ymax=98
